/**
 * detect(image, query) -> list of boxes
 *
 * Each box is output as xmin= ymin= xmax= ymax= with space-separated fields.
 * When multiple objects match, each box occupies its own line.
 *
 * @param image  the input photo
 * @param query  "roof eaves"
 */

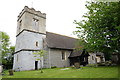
xmin=49 ymin=46 xmax=74 ymax=50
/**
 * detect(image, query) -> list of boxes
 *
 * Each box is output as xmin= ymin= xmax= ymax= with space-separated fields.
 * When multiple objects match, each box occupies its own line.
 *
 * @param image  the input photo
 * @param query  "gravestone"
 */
xmin=0 ymin=65 xmax=3 ymax=73
xmin=9 ymin=69 xmax=14 ymax=75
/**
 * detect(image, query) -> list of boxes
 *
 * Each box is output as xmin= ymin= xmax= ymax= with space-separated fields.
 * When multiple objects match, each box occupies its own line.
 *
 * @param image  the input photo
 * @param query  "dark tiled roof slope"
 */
xmin=46 ymin=32 xmax=77 ymax=50
xmin=69 ymin=49 xmax=89 ymax=58
xmin=69 ymin=50 xmax=83 ymax=57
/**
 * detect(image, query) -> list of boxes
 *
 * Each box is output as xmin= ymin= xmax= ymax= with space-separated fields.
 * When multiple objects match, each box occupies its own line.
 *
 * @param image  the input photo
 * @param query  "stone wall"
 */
xmin=15 ymin=30 xmax=44 ymax=52
xmin=48 ymin=49 xmax=71 ymax=68
xmin=13 ymin=51 xmax=43 ymax=71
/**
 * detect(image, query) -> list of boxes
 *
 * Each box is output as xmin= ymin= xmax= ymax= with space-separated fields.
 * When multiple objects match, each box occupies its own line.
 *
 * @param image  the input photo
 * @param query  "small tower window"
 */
xmin=36 ymin=41 xmax=38 ymax=47
xmin=20 ymin=20 xmax=22 ymax=27
xmin=19 ymin=20 xmax=22 ymax=31
xmin=62 ymin=51 xmax=66 ymax=60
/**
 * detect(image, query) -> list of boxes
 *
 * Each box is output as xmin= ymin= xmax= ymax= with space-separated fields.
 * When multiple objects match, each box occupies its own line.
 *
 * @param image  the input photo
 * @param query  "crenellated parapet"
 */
xmin=18 ymin=6 xmax=46 ymax=21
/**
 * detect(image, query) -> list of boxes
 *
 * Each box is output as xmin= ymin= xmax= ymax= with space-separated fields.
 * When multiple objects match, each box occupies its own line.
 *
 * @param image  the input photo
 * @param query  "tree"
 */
xmin=0 ymin=31 xmax=10 ymax=59
xmin=74 ymin=2 xmax=120 ymax=62
xmin=33 ymin=50 xmax=46 ymax=73
xmin=0 ymin=31 xmax=15 ymax=69
xmin=6 ymin=46 xmax=15 ymax=69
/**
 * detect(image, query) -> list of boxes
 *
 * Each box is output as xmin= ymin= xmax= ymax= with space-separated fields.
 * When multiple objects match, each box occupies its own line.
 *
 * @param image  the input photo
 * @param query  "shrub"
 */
xmin=97 ymin=62 xmax=106 ymax=66
xmin=51 ymin=66 xmax=57 ymax=69
xmin=105 ymin=61 xmax=112 ymax=66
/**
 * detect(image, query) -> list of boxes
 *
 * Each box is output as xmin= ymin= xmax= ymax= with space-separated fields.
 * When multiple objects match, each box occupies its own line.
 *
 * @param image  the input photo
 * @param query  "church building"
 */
xmin=13 ymin=6 xmax=105 ymax=71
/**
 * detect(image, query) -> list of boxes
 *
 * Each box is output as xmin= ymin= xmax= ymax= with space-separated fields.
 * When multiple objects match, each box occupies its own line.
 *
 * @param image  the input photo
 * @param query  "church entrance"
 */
xmin=69 ymin=49 xmax=90 ymax=66
xmin=35 ymin=61 xmax=38 ymax=70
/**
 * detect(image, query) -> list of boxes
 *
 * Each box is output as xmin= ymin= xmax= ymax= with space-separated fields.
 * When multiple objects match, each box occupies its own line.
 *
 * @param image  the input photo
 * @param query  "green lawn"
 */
xmin=2 ymin=66 xmax=118 ymax=78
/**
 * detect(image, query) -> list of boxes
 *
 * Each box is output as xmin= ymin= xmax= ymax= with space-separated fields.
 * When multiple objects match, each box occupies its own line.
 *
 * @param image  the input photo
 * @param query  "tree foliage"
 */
xmin=33 ymin=50 xmax=46 ymax=73
xmin=0 ymin=31 xmax=15 ymax=69
xmin=74 ymin=2 xmax=120 ymax=60
xmin=0 ymin=32 xmax=10 ymax=58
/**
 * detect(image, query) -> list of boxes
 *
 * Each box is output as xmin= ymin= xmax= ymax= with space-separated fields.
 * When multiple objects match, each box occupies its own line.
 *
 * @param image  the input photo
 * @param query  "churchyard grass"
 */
xmin=2 ymin=66 xmax=118 ymax=78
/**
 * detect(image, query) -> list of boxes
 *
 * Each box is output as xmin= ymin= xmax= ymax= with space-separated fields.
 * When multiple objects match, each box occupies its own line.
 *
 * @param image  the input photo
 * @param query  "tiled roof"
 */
xmin=46 ymin=32 xmax=77 ymax=50
xmin=69 ymin=49 xmax=89 ymax=58
xmin=69 ymin=50 xmax=83 ymax=57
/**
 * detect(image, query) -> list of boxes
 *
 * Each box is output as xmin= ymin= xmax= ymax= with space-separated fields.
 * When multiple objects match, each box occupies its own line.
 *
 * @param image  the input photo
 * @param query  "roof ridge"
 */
xmin=46 ymin=31 xmax=78 ymax=40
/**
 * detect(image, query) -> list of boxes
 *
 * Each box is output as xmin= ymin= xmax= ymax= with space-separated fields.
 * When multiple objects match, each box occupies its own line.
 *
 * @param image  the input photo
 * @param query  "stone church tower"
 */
xmin=13 ymin=6 xmax=46 ymax=71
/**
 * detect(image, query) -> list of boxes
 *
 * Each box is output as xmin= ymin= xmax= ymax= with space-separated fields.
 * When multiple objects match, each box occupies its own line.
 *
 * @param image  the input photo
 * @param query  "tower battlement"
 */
xmin=16 ymin=6 xmax=46 ymax=35
xmin=18 ymin=6 xmax=46 ymax=21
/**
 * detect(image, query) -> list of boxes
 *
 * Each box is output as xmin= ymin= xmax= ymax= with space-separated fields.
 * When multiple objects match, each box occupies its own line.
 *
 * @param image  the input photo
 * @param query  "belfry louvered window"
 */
xmin=33 ymin=18 xmax=39 ymax=31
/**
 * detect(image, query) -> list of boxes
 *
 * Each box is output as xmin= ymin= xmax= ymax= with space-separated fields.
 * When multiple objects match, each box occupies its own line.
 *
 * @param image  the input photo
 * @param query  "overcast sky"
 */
xmin=0 ymin=0 xmax=88 ymax=45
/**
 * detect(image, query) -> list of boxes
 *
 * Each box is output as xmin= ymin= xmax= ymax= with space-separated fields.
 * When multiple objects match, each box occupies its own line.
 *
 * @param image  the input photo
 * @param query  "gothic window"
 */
xmin=62 ymin=51 xmax=66 ymax=60
xmin=33 ymin=18 xmax=39 ymax=31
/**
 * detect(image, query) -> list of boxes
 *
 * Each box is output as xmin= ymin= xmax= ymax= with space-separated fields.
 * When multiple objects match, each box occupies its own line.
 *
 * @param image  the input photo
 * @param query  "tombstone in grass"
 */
xmin=74 ymin=62 xmax=80 ymax=69
xmin=9 ymin=69 xmax=14 ymax=75
xmin=0 ymin=65 xmax=3 ymax=73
